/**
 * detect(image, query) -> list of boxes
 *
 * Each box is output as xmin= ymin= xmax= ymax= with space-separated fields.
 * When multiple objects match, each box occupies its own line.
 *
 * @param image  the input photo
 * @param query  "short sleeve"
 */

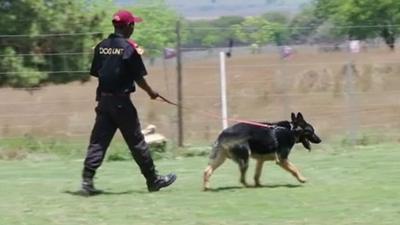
xmin=90 ymin=44 xmax=101 ymax=77
xmin=127 ymin=49 xmax=148 ymax=80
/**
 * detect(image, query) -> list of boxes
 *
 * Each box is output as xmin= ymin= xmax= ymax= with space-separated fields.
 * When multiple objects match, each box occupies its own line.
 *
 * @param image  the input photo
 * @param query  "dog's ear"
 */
xmin=291 ymin=112 xmax=296 ymax=122
xmin=296 ymin=112 xmax=304 ymax=121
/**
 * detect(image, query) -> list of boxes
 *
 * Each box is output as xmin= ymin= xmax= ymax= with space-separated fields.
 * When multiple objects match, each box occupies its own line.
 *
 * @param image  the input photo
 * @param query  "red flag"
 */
xmin=164 ymin=48 xmax=176 ymax=59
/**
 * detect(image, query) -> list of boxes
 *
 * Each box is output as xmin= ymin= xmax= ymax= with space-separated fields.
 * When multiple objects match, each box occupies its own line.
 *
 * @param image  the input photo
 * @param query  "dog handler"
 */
xmin=80 ymin=9 xmax=176 ymax=195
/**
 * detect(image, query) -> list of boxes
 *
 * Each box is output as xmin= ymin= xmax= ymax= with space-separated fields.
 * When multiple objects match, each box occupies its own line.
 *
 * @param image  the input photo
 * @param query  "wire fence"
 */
xmin=0 ymin=32 xmax=400 ymax=145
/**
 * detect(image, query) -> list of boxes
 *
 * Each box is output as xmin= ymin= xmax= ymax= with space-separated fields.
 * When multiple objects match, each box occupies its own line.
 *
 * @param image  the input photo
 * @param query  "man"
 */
xmin=80 ymin=9 xmax=176 ymax=195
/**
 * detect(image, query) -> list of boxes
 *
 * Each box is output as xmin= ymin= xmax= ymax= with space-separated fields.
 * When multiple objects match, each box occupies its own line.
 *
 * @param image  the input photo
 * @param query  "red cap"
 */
xmin=112 ymin=10 xmax=143 ymax=26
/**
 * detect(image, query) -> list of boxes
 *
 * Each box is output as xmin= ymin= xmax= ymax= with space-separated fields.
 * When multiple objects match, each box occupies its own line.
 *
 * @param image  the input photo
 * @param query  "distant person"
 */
xmin=80 ymin=9 xmax=176 ymax=195
xmin=281 ymin=45 xmax=293 ymax=59
xmin=349 ymin=40 xmax=361 ymax=53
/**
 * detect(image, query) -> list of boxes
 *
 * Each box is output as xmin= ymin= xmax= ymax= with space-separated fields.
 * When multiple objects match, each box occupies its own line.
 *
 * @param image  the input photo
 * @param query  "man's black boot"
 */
xmin=80 ymin=178 xmax=103 ymax=196
xmin=147 ymin=173 xmax=177 ymax=192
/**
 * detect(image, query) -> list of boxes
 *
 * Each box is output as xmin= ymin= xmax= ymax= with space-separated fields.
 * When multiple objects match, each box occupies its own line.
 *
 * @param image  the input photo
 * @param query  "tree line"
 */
xmin=0 ymin=0 xmax=398 ymax=88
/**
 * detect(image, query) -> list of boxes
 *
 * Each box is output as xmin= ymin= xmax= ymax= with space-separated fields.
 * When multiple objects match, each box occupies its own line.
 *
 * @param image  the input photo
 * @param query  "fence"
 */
xmin=1 ymin=38 xmax=400 ymax=146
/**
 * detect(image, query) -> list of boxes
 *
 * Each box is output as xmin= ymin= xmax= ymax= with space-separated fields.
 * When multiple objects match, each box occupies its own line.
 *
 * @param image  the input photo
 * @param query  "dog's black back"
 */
xmin=215 ymin=121 xmax=294 ymax=160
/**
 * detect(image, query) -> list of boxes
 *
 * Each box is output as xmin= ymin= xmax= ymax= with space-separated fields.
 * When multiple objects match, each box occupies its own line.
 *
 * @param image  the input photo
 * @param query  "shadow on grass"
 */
xmin=63 ymin=189 xmax=148 ymax=197
xmin=262 ymin=184 xmax=303 ymax=188
xmin=207 ymin=184 xmax=302 ymax=192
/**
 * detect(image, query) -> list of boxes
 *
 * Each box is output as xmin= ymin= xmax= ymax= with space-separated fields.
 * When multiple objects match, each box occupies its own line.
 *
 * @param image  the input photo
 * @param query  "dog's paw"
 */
xmin=240 ymin=179 xmax=249 ymax=187
xmin=298 ymin=177 xmax=307 ymax=183
xmin=241 ymin=182 xmax=251 ymax=188
xmin=254 ymin=182 xmax=263 ymax=188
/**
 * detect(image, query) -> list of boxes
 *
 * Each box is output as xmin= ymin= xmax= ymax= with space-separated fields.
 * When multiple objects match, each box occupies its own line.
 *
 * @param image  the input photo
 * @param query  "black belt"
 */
xmin=100 ymin=92 xmax=130 ymax=97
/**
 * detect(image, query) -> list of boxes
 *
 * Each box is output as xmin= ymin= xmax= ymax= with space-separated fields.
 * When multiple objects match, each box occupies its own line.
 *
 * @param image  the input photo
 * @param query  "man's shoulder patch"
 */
xmin=127 ymin=39 xmax=144 ymax=55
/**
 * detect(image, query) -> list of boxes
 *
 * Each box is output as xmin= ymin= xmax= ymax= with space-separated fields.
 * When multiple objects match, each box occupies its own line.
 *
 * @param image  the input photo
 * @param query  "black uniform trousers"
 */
xmin=82 ymin=94 xmax=156 ymax=182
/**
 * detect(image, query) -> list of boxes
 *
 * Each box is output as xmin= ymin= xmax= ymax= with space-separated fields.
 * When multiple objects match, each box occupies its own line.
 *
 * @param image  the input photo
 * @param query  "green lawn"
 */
xmin=0 ymin=144 xmax=399 ymax=225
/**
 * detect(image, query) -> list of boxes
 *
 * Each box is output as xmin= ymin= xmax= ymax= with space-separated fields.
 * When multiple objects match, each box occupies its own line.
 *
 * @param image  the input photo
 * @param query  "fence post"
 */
xmin=281 ymin=47 xmax=291 ymax=116
xmin=219 ymin=51 xmax=228 ymax=129
xmin=176 ymin=20 xmax=183 ymax=147
xmin=345 ymin=60 xmax=358 ymax=145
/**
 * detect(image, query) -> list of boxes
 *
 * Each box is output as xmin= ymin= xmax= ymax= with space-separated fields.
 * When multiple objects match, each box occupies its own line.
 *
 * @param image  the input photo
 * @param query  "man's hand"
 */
xmin=136 ymin=77 xmax=159 ymax=100
xmin=148 ymin=90 xmax=159 ymax=99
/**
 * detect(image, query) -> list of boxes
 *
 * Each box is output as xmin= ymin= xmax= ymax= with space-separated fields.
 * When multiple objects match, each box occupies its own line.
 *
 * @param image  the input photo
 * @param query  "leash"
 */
xmin=157 ymin=95 xmax=179 ymax=106
xmin=156 ymin=94 xmax=272 ymax=128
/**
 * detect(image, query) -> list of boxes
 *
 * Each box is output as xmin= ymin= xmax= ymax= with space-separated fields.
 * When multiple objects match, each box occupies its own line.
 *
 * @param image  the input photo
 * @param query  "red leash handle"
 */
xmin=156 ymin=94 xmax=272 ymax=128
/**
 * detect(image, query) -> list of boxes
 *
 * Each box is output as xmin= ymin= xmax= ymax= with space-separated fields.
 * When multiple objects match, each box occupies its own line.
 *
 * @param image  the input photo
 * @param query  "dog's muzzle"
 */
xmin=300 ymin=134 xmax=321 ymax=151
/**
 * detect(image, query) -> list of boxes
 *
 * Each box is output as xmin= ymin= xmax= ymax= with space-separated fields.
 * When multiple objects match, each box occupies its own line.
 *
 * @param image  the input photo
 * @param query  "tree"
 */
xmin=261 ymin=11 xmax=290 ymax=25
xmin=232 ymin=16 xmax=276 ymax=46
xmin=261 ymin=12 xmax=291 ymax=45
xmin=0 ymin=47 xmax=46 ymax=87
xmin=131 ymin=0 xmax=179 ymax=57
xmin=289 ymin=5 xmax=324 ymax=44
xmin=313 ymin=0 xmax=400 ymax=50
xmin=182 ymin=16 xmax=244 ymax=48
xmin=202 ymin=34 xmax=219 ymax=50
xmin=0 ymin=0 xmax=112 ymax=87
xmin=181 ymin=20 xmax=210 ymax=47
xmin=0 ymin=0 xmax=180 ymax=87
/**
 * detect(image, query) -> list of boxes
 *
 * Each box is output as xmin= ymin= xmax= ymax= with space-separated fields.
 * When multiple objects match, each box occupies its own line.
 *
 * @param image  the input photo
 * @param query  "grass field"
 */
xmin=0 ymin=144 xmax=399 ymax=225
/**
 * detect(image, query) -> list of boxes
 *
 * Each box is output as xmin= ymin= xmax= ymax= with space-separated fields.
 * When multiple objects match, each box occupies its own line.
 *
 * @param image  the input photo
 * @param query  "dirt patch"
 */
xmin=0 ymin=148 xmax=27 ymax=160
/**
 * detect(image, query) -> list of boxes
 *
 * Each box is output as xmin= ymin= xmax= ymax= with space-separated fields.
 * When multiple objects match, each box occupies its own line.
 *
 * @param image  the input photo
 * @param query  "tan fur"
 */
xmin=254 ymin=159 xmax=264 ymax=187
xmin=203 ymin=148 xmax=227 ymax=191
xmin=277 ymin=159 xmax=307 ymax=183
xmin=203 ymin=149 xmax=307 ymax=190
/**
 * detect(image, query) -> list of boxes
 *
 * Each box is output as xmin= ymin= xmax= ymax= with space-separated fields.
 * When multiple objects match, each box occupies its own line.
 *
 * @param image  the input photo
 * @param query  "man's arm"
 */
xmin=136 ymin=77 xmax=159 ymax=99
xmin=127 ymin=44 xmax=158 ymax=99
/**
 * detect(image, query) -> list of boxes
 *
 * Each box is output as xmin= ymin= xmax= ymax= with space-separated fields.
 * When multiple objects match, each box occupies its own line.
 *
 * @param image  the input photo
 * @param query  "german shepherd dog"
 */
xmin=203 ymin=112 xmax=321 ymax=191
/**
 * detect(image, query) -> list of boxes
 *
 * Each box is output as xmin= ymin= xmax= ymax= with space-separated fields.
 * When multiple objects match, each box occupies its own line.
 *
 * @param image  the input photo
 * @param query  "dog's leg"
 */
xmin=277 ymin=159 xmax=307 ymax=183
xmin=238 ymin=159 xmax=249 ymax=187
xmin=254 ymin=159 xmax=264 ymax=187
xmin=203 ymin=153 xmax=226 ymax=191
xmin=231 ymin=144 xmax=250 ymax=187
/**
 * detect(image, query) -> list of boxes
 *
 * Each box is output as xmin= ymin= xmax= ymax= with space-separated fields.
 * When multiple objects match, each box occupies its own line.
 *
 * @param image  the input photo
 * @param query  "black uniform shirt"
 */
xmin=90 ymin=33 xmax=147 ymax=95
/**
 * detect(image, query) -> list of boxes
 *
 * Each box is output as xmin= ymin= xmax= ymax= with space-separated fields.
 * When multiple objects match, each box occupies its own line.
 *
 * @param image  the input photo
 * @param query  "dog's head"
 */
xmin=291 ymin=112 xmax=321 ymax=151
